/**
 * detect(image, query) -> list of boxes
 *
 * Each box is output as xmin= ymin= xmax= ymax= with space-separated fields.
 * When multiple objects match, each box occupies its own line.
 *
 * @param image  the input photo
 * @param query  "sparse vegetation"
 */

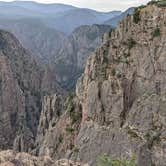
xmin=144 ymin=132 xmax=152 ymax=141
xmin=127 ymin=37 xmax=137 ymax=50
xmin=152 ymin=27 xmax=160 ymax=37
xmin=65 ymin=92 xmax=75 ymax=114
xmin=96 ymin=154 xmax=137 ymax=166
xmin=133 ymin=5 xmax=146 ymax=24
xmin=65 ymin=125 xmax=75 ymax=133
xmin=58 ymin=134 xmax=64 ymax=144
xmin=65 ymin=92 xmax=81 ymax=124
xmin=133 ymin=9 xmax=141 ymax=24
xmin=148 ymin=0 xmax=166 ymax=7
xmin=111 ymin=68 xmax=116 ymax=76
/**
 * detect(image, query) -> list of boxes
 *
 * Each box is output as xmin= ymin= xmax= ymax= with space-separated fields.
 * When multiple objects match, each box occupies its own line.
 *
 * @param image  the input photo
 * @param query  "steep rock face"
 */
xmin=35 ymin=93 xmax=82 ymax=160
xmin=74 ymin=4 xmax=166 ymax=165
xmin=0 ymin=150 xmax=89 ymax=166
xmin=35 ymin=94 xmax=64 ymax=156
xmin=0 ymin=30 xmax=60 ymax=152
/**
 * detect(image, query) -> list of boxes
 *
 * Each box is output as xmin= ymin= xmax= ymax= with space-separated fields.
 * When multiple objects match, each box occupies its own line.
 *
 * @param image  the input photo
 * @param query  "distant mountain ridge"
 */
xmin=104 ymin=7 xmax=135 ymax=27
xmin=0 ymin=1 xmax=121 ymax=33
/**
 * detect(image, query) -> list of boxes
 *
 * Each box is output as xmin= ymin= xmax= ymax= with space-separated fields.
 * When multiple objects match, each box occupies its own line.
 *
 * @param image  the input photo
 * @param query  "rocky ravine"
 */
xmin=0 ymin=30 xmax=62 ymax=153
xmin=0 ymin=20 xmax=111 ymax=90
xmin=34 ymin=3 xmax=166 ymax=166
xmin=54 ymin=24 xmax=111 ymax=89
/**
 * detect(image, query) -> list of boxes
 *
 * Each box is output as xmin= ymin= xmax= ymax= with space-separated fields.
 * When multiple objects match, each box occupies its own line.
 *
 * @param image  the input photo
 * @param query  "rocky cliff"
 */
xmin=0 ymin=30 xmax=61 ymax=153
xmin=34 ymin=3 xmax=166 ymax=166
xmin=35 ymin=92 xmax=82 ymax=160
xmin=0 ymin=2 xmax=166 ymax=166
xmin=74 ymin=3 xmax=166 ymax=165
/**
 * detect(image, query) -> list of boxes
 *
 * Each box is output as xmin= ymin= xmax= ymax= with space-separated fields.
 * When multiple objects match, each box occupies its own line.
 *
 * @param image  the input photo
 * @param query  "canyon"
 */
xmin=0 ymin=1 xmax=165 ymax=166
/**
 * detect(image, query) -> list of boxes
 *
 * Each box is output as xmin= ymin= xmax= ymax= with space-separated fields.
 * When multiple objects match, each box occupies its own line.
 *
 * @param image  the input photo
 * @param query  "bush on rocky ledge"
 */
xmin=97 ymin=154 xmax=137 ymax=166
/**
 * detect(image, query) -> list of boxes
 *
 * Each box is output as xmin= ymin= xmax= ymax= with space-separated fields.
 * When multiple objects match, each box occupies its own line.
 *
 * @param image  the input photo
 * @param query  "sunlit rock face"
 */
xmin=74 ymin=4 xmax=166 ymax=165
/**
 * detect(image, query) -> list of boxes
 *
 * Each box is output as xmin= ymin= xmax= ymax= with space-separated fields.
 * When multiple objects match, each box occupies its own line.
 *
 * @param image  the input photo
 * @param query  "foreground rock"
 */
xmin=0 ymin=150 xmax=88 ymax=166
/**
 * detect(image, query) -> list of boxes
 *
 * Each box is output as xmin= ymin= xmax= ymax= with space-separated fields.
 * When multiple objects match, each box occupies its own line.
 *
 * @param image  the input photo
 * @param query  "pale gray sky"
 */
xmin=2 ymin=0 xmax=150 ymax=11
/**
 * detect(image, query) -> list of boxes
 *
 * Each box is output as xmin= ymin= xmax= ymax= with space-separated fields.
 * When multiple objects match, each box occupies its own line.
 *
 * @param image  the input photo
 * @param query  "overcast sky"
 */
xmin=1 ymin=0 xmax=150 ymax=11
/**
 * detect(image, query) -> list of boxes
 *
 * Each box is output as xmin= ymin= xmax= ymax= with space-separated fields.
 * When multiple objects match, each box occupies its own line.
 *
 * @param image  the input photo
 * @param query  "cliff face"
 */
xmin=35 ymin=93 xmax=82 ymax=160
xmin=0 ymin=30 xmax=61 ymax=152
xmin=74 ymin=4 xmax=166 ymax=165
xmin=0 ymin=3 xmax=165 ymax=166
xmin=33 ymin=4 xmax=166 ymax=166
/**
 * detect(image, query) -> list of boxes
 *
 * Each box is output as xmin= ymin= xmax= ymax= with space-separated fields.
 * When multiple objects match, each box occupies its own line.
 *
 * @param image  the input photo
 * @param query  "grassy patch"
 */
xmin=96 ymin=154 xmax=137 ymax=166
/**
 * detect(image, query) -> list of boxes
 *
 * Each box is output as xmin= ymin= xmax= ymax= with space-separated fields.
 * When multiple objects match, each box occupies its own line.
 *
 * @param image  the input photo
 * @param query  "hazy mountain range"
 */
xmin=0 ymin=1 xmax=122 ymax=33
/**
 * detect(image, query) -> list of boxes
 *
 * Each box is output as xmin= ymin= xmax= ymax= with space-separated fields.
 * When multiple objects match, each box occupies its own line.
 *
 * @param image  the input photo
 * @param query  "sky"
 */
xmin=1 ymin=0 xmax=150 ymax=11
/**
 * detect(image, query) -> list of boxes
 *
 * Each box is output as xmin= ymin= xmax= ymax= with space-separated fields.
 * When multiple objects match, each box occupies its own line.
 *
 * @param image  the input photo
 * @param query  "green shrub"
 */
xmin=58 ymin=134 xmax=64 ymax=144
xmin=152 ymin=27 xmax=160 ymax=37
xmin=97 ymin=154 xmax=137 ymax=166
xmin=148 ymin=0 xmax=157 ymax=5
xmin=133 ymin=5 xmax=146 ymax=24
xmin=133 ymin=9 xmax=141 ymax=24
xmin=144 ymin=132 xmax=152 ymax=141
xmin=65 ymin=125 xmax=75 ymax=133
xmin=148 ymin=0 xmax=166 ymax=6
xmin=111 ymin=68 xmax=116 ymax=76
xmin=157 ymin=0 xmax=166 ymax=7
xmin=65 ymin=92 xmax=82 ymax=125
xmin=128 ymin=38 xmax=137 ymax=50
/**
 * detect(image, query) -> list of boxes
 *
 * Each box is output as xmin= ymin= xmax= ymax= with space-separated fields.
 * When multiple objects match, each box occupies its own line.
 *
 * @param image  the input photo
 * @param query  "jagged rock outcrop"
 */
xmin=0 ymin=30 xmax=61 ymax=152
xmin=35 ymin=93 xmax=82 ymax=160
xmin=1 ymin=2 xmax=166 ymax=166
xmin=73 ymin=4 xmax=166 ymax=165
xmin=0 ymin=150 xmax=89 ymax=166
xmin=31 ymin=3 xmax=166 ymax=166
